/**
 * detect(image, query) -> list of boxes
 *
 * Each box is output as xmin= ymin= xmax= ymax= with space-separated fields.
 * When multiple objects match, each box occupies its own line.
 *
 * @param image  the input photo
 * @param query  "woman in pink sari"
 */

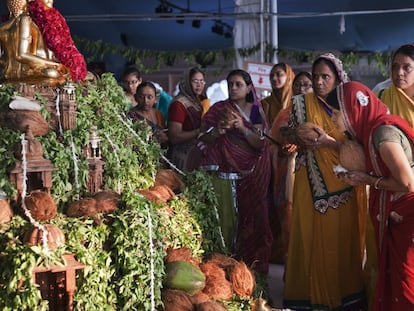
xmin=200 ymin=69 xmax=272 ymax=275
xmin=327 ymin=81 xmax=414 ymax=311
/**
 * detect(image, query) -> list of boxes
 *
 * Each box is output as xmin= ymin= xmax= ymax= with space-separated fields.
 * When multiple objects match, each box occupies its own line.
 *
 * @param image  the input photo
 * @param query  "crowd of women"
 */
xmin=120 ymin=43 xmax=414 ymax=310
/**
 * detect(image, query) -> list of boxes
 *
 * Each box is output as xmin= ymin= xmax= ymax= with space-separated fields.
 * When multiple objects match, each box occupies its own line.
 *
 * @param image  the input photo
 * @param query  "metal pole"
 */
xmin=260 ymin=0 xmax=264 ymax=62
xmin=270 ymin=0 xmax=279 ymax=63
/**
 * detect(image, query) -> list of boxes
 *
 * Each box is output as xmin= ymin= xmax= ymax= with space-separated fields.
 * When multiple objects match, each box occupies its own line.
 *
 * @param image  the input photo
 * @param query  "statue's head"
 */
xmin=7 ymin=0 xmax=25 ymax=17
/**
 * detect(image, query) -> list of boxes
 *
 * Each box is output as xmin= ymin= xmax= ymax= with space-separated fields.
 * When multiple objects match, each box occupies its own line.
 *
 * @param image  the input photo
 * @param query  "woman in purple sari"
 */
xmin=200 ymin=69 xmax=272 ymax=275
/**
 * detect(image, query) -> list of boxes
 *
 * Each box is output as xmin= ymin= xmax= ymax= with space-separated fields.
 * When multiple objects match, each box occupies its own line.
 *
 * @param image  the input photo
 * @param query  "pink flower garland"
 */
xmin=28 ymin=0 xmax=87 ymax=81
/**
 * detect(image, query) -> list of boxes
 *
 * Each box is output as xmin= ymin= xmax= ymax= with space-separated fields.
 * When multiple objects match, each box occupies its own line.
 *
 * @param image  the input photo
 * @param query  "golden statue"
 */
xmin=0 ymin=0 xmax=69 ymax=86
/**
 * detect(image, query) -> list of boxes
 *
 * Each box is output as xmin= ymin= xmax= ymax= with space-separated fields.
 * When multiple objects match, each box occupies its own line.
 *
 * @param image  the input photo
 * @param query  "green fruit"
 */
xmin=163 ymin=260 xmax=206 ymax=295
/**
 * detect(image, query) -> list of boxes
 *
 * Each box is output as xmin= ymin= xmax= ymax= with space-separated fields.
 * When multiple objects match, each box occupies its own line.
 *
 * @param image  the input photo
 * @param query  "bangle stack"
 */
xmin=374 ymin=176 xmax=384 ymax=190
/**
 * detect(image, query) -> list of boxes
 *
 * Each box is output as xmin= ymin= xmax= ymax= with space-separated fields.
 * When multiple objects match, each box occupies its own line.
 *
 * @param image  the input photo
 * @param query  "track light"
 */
xmin=176 ymin=15 xmax=184 ymax=24
xmin=224 ymin=30 xmax=232 ymax=38
xmin=155 ymin=4 xmax=172 ymax=14
xmin=192 ymin=19 xmax=201 ymax=28
xmin=211 ymin=22 xmax=224 ymax=35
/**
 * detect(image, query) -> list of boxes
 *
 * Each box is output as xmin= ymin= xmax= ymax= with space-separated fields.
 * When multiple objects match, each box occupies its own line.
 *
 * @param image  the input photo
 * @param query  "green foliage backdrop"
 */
xmin=75 ymin=36 xmax=393 ymax=76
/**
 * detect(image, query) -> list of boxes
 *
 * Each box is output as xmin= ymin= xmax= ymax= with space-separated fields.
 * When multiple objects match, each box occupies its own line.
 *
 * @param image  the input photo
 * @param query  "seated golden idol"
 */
xmin=0 ymin=0 xmax=69 ymax=86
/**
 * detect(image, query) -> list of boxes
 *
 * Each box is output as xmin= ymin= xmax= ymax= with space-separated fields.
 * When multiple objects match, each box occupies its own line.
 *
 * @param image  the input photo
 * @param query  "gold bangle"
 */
xmin=374 ymin=176 xmax=384 ymax=190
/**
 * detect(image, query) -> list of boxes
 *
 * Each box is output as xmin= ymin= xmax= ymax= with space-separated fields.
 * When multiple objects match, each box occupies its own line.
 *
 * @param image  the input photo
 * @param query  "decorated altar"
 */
xmin=0 ymin=1 xmax=272 ymax=310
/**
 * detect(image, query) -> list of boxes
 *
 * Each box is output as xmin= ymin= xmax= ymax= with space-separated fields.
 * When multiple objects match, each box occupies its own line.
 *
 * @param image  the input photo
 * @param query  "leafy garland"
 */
xmin=74 ymin=36 xmax=392 ymax=76
xmin=28 ymin=0 xmax=87 ymax=81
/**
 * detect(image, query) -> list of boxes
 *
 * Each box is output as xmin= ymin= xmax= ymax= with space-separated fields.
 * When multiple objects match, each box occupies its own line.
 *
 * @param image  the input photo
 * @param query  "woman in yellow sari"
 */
xmin=282 ymin=53 xmax=367 ymax=310
xmin=378 ymin=44 xmax=414 ymax=128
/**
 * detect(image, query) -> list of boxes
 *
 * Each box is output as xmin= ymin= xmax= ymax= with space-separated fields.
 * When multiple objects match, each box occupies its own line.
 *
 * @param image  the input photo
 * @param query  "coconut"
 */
xmin=229 ymin=261 xmax=255 ymax=297
xmin=24 ymin=191 xmax=57 ymax=221
xmin=189 ymin=291 xmax=211 ymax=305
xmin=137 ymin=185 xmax=175 ymax=204
xmin=161 ymin=289 xmax=193 ymax=311
xmin=66 ymin=197 xmax=98 ymax=217
xmin=93 ymin=190 xmax=120 ymax=213
xmin=150 ymin=185 xmax=175 ymax=202
xmin=339 ymin=140 xmax=366 ymax=172
xmin=199 ymin=261 xmax=233 ymax=301
xmin=154 ymin=169 xmax=185 ymax=193
xmin=218 ymin=107 xmax=236 ymax=124
xmin=208 ymin=253 xmax=238 ymax=276
xmin=165 ymin=247 xmax=201 ymax=267
xmin=195 ymin=301 xmax=227 ymax=311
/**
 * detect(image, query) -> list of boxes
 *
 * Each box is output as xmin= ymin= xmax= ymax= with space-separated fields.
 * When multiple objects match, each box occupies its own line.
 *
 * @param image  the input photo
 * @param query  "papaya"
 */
xmin=163 ymin=260 xmax=206 ymax=295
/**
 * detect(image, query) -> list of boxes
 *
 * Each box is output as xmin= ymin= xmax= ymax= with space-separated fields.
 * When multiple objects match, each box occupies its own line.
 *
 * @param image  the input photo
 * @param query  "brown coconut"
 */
xmin=165 ymin=247 xmax=201 ymax=267
xmin=199 ymin=261 xmax=233 ymax=301
xmin=24 ymin=191 xmax=57 ymax=221
xmin=195 ymin=301 xmax=227 ymax=311
xmin=189 ymin=291 xmax=211 ymax=305
xmin=23 ymin=224 xmax=65 ymax=249
xmin=208 ymin=253 xmax=238 ymax=276
xmin=150 ymin=185 xmax=175 ymax=202
xmin=339 ymin=140 xmax=366 ymax=172
xmin=1 ymin=110 xmax=49 ymax=136
xmin=93 ymin=190 xmax=120 ymax=213
xmin=137 ymin=185 xmax=175 ymax=204
xmin=218 ymin=107 xmax=236 ymax=124
xmin=154 ymin=169 xmax=185 ymax=193
xmin=0 ymin=199 xmax=13 ymax=225
xmin=136 ymin=189 xmax=161 ymax=203
xmin=161 ymin=289 xmax=193 ymax=311
xmin=66 ymin=197 xmax=98 ymax=217
xmin=229 ymin=261 xmax=255 ymax=297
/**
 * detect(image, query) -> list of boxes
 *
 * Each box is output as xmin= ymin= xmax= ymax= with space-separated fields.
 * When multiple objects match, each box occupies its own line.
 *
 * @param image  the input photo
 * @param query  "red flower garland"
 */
xmin=28 ymin=0 xmax=87 ymax=81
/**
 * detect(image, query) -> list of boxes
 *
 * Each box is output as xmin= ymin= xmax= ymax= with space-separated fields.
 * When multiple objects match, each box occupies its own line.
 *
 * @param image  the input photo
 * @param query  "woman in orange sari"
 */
xmin=262 ymin=63 xmax=295 ymax=264
xmin=328 ymin=81 xmax=414 ymax=311
xmin=261 ymin=63 xmax=295 ymax=125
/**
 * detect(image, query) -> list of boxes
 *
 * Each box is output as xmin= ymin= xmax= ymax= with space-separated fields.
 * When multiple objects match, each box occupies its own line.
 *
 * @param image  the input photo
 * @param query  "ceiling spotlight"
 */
xmin=224 ymin=30 xmax=232 ymax=38
xmin=211 ymin=22 xmax=224 ymax=36
xmin=192 ymin=19 xmax=201 ymax=28
xmin=155 ymin=4 xmax=172 ymax=14
xmin=176 ymin=15 xmax=185 ymax=24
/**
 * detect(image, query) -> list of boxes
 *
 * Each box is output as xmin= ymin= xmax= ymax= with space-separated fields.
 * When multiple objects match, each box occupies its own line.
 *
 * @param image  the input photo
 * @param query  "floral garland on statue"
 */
xmin=28 ymin=0 xmax=87 ymax=81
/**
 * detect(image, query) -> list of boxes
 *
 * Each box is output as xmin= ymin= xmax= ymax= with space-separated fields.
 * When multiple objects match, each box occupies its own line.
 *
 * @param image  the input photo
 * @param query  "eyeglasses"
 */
xmin=191 ymin=79 xmax=206 ymax=85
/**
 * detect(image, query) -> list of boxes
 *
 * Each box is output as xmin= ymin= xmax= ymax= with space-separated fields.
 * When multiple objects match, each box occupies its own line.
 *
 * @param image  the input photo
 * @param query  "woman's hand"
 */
xmin=281 ymin=143 xmax=298 ymax=155
xmin=153 ymin=129 xmax=168 ymax=144
xmin=306 ymin=126 xmax=337 ymax=149
xmin=229 ymin=111 xmax=246 ymax=134
xmin=337 ymin=171 xmax=372 ymax=186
